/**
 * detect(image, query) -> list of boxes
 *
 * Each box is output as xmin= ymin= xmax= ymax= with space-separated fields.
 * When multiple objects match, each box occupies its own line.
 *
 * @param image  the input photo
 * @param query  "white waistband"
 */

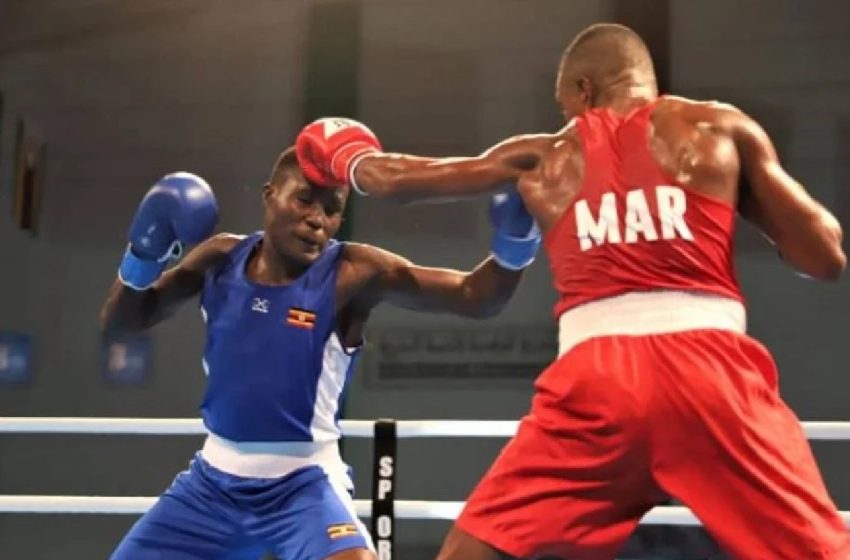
xmin=200 ymin=432 xmax=349 ymax=481
xmin=558 ymin=291 xmax=746 ymax=357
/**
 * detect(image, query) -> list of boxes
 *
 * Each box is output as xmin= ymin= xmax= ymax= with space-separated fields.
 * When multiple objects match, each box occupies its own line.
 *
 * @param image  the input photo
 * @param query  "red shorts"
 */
xmin=456 ymin=330 xmax=849 ymax=560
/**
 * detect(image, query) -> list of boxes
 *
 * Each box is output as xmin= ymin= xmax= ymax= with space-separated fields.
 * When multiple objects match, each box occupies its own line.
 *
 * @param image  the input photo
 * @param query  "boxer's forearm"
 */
xmin=354 ymin=154 xmax=517 ymax=202
xmin=374 ymin=257 xmax=523 ymax=319
xmin=100 ymin=265 xmax=205 ymax=336
xmin=296 ymin=117 xmax=546 ymax=201
xmin=456 ymin=258 xmax=525 ymax=318
xmin=99 ymin=278 xmax=158 ymax=336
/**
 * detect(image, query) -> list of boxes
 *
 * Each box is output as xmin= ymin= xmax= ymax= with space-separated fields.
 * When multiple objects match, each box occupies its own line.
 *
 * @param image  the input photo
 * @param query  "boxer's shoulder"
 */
xmin=656 ymin=95 xmax=744 ymax=129
xmin=180 ymin=232 xmax=246 ymax=273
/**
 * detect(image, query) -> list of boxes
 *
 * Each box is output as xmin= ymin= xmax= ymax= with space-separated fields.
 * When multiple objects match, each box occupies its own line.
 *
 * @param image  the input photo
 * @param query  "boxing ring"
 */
xmin=1 ymin=417 xmax=849 ymax=556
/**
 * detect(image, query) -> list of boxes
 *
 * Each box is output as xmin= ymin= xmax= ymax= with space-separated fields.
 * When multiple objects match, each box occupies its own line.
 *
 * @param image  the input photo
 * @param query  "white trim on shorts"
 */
xmin=558 ymin=290 xmax=746 ymax=357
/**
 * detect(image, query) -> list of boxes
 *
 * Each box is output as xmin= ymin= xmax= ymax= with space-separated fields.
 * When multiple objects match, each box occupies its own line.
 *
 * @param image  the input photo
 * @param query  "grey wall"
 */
xmin=0 ymin=1 xmax=847 ymax=558
xmin=671 ymin=0 xmax=850 ymax=520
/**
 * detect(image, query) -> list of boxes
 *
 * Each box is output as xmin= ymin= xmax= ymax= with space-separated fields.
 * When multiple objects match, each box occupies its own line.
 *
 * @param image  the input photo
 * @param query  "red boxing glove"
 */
xmin=296 ymin=118 xmax=382 ymax=189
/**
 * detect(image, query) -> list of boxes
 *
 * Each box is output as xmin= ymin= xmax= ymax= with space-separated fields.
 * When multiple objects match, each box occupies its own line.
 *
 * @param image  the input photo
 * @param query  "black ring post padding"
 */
xmin=371 ymin=418 xmax=397 ymax=559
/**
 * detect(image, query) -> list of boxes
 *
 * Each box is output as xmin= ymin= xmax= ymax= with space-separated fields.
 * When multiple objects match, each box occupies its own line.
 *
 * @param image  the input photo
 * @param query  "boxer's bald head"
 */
xmin=556 ymin=23 xmax=657 ymax=119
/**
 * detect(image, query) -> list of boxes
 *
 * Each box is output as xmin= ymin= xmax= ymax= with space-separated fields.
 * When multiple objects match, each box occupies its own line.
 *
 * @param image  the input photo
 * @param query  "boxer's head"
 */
xmin=262 ymin=146 xmax=348 ymax=266
xmin=556 ymin=23 xmax=657 ymax=121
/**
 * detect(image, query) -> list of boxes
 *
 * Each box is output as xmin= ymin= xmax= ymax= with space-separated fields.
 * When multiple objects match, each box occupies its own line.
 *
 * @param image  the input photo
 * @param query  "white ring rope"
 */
xmin=1 ymin=417 xmax=849 ymax=440
xmin=2 ymin=417 xmax=849 ymax=528
xmin=0 ymin=496 xmax=848 ymax=527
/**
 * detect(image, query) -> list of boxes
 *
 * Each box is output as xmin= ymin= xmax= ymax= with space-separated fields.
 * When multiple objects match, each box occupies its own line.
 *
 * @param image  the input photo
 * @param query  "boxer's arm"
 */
xmin=100 ymin=234 xmax=238 ymax=336
xmin=732 ymin=110 xmax=846 ymax=280
xmin=346 ymin=243 xmax=523 ymax=319
xmin=352 ymin=135 xmax=549 ymax=202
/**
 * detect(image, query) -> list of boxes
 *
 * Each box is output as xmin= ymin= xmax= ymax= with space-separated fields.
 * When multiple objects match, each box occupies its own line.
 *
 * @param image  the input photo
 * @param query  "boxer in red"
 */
xmin=296 ymin=23 xmax=848 ymax=560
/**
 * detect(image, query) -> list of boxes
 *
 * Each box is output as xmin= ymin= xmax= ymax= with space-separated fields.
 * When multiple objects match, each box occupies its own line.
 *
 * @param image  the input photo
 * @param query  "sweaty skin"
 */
xmin=354 ymin=95 xmax=845 ymax=281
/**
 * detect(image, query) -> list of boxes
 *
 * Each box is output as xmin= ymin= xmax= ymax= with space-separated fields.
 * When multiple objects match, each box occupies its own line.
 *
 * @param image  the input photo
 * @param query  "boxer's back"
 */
xmin=534 ymin=96 xmax=744 ymax=317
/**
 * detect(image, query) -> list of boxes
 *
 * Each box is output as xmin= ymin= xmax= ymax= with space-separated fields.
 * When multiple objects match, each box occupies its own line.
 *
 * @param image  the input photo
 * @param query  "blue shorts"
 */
xmin=111 ymin=454 xmax=372 ymax=560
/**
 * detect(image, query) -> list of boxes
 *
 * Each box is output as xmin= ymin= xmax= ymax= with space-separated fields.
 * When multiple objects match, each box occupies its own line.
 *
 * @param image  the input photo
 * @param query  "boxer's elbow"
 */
xmin=815 ymin=243 xmax=846 ymax=282
xmin=811 ymin=215 xmax=845 ymax=281
xmin=99 ymin=310 xmax=144 ymax=338
xmin=824 ymin=255 xmax=846 ymax=281
xmin=99 ymin=313 xmax=126 ymax=338
xmin=785 ymin=215 xmax=846 ymax=281
xmin=797 ymin=252 xmax=845 ymax=282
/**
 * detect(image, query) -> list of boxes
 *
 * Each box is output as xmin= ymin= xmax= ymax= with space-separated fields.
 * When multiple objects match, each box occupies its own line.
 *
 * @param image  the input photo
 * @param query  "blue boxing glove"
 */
xmin=489 ymin=189 xmax=541 ymax=270
xmin=118 ymin=172 xmax=219 ymax=290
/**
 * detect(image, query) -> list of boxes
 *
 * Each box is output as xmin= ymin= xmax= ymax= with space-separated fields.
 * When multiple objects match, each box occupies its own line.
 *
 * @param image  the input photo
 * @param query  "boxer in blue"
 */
xmin=99 ymin=145 xmax=540 ymax=560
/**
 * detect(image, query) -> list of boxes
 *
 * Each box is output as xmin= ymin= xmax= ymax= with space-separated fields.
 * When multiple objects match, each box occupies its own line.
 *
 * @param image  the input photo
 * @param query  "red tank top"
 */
xmin=544 ymin=101 xmax=743 ymax=319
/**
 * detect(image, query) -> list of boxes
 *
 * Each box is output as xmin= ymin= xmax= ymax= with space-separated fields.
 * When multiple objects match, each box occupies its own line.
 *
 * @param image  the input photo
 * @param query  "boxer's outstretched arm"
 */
xmin=346 ymin=244 xmax=524 ymax=319
xmin=100 ymin=234 xmax=236 ymax=336
xmin=296 ymin=117 xmax=552 ymax=201
xmin=353 ymin=135 xmax=549 ymax=202
xmin=732 ymin=109 xmax=846 ymax=280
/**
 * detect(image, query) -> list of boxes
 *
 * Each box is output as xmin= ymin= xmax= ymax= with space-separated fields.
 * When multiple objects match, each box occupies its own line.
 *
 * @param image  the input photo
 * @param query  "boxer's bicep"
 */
xmin=382 ymin=263 xmax=469 ymax=313
xmin=735 ymin=115 xmax=816 ymax=239
xmin=351 ymin=243 xmax=520 ymax=320
xmin=733 ymin=112 xmax=845 ymax=280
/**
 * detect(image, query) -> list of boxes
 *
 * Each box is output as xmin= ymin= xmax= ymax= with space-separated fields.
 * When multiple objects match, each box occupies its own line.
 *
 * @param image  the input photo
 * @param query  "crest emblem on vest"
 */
xmin=251 ymin=298 xmax=270 ymax=313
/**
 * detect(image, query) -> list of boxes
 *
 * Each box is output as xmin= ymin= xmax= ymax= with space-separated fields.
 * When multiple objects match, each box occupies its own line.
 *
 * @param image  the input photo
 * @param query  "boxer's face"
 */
xmin=262 ymin=172 xmax=347 ymax=266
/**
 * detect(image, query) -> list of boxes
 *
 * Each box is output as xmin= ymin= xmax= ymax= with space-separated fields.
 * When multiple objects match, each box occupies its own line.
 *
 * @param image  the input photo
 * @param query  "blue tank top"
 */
xmin=199 ymin=233 xmax=359 ymax=442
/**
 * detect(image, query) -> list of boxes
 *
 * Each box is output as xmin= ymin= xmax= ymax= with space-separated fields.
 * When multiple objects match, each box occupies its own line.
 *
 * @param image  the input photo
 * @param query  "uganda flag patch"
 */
xmin=327 ymin=522 xmax=359 ymax=539
xmin=286 ymin=307 xmax=316 ymax=329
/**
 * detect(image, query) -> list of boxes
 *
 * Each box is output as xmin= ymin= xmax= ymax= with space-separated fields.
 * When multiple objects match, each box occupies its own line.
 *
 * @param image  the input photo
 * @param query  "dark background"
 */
xmin=0 ymin=1 xmax=847 ymax=558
